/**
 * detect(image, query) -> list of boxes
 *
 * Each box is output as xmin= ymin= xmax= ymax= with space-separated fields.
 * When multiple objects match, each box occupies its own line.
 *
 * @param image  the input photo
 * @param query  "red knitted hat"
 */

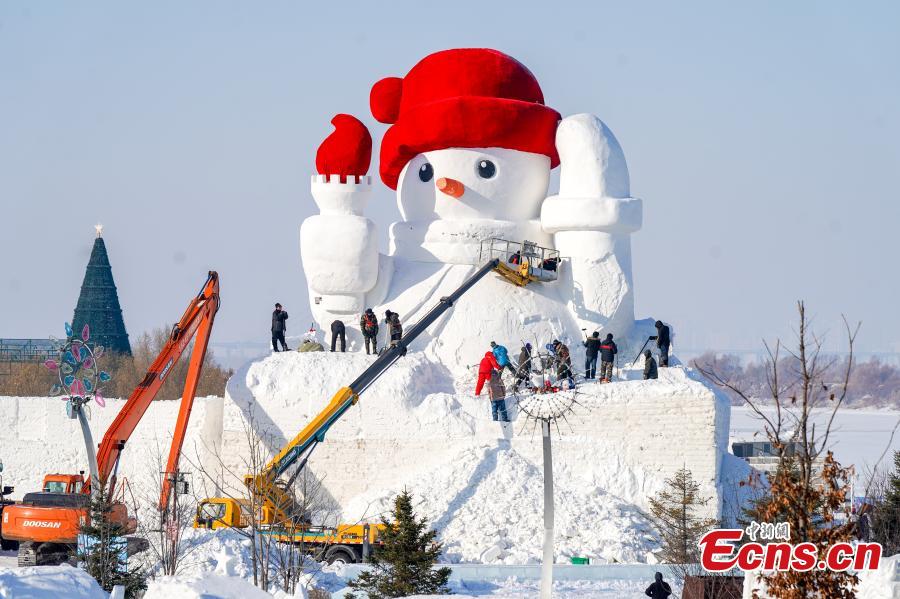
xmin=370 ymin=48 xmax=561 ymax=190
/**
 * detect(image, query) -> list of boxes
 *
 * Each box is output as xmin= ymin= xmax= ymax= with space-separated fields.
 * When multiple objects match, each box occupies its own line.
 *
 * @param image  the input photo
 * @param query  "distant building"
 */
xmin=732 ymin=440 xmax=823 ymax=476
xmin=71 ymin=226 xmax=131 ymax=355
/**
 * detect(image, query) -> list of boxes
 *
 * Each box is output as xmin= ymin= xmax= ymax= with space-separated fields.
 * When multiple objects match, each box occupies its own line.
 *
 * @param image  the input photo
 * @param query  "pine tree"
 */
xmin=78 ymin=484 xmax=147 ymax=598
xmin=346 ymin=490 xmax=451 ymax=599
xmin=648 ymin=466 xmax=719 ymax=564
xmin=871 ymin=450 xmax=900 ymax=555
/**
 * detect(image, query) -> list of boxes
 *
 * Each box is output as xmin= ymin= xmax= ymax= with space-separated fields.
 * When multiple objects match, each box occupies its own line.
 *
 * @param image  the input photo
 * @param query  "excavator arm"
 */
xmin=91 ymin=271 xmax=220 ymax=509
xmin=246 ymin=259 xmax=500 ymax=509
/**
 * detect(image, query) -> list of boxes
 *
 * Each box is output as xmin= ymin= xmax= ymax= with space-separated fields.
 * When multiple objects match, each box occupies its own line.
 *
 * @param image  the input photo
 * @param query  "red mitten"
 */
xmin=315 ymin=114 xmax=372 ymax=183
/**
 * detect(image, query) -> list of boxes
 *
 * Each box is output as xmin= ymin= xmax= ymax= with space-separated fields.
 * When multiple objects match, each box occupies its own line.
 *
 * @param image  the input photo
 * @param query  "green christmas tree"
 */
xmin=871 ymin=450 xmax=900 ymax=555
xmin=78 ymin=484 xmax=147 ymax=598
xmin=347 ymin=490 xmax=451 ymax=599
xmin=648 ymin=466 xmax=719 ymax=564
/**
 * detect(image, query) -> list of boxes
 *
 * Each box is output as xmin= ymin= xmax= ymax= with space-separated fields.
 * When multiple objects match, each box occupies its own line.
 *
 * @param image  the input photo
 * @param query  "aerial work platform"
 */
xmin=480 ymin=238 xmax=561 ymax=287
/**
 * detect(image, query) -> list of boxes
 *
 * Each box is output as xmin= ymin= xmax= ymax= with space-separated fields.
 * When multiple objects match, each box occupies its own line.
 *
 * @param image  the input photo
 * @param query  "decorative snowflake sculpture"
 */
xmin=511 ymin=343 xmax=583 ymax=428
xmin=44 ymin=322 xmax=111 ymax=414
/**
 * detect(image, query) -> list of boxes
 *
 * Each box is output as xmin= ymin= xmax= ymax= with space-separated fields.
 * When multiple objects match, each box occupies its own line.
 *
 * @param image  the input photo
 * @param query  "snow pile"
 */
xmin=856 ymin=553 xmax=900 ymax=599
xmin=220 ymin=351 xmax=732 ymax=564
xmin=0 ymin=564 xmax=105 ymax=599
xmin=145 ymin=528 xmax=342 ymax=597
xmin=144 ymin=572 xmax=279 ymax=599
xmin=343 ymin=442 xmax=652 ymax=564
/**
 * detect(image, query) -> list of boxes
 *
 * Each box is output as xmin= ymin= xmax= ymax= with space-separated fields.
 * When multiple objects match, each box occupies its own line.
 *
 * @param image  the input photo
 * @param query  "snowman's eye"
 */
xmin=476 ymin=159 xmax=496 ymax=179
xmin=418 ymin=163 xmax=434 ymax=183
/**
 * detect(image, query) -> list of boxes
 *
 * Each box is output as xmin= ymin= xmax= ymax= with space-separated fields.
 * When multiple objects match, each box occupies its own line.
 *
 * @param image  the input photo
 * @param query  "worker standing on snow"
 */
xmin=645 ymin=572 xmax=672 ymax=599
xmin=655 ymin=320 xmax=671 ymax=367
xmin=475 ymin=350 xmax=501 ymax=396
xmin=583 ymin=331 xmax=601 ymax=380
xmin=487 ymin=370 xmax=509 ymax=422
xmin=490 ymin=341 xmax=516 ymax=376
xmin=271 ymin=303 xmax=289 ymax=352
xmin=552 ymin=340 xmax=574 ymax=388
xmin=643 ymin=349 xmax=658 ymax=380
xmin=359 ymin=308 xmax=379 ymax=355
xmin=385 ymin=310 xmax=403 ymax=348
xmin=598 ymin=333 xmax=617 ymax=383
xmin=330 ymin=319 xmax=346 ymax=353
xmin=514 ymin=343 xmax=533 ymax=391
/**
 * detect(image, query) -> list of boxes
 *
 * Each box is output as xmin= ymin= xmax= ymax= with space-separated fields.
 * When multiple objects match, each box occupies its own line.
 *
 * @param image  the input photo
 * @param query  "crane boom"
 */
xmin=255 ymin=259 xmax=499 ymax=490
xmin=92 ymin=271 xmax=220 ymax=507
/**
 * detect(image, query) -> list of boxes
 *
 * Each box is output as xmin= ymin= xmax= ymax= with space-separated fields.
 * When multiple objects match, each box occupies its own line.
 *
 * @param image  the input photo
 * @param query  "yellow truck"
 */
xmin=194 ymin=496 xmax=380 ymax=564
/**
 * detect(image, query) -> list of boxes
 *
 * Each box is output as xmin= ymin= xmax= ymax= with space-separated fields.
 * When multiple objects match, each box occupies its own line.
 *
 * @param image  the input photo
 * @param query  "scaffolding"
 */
xmin=479 ymin=238 xmax=561 ymax=286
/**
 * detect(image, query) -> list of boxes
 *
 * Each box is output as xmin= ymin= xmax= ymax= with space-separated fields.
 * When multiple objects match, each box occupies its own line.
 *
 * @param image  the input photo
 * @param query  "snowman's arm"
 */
xmin=540 ymin=114 xmax=642 ymax=335
xmin=300 ymin=115 xmax=386 ymax=316
xmin=541 ymin=113 xmax=641 ymax=234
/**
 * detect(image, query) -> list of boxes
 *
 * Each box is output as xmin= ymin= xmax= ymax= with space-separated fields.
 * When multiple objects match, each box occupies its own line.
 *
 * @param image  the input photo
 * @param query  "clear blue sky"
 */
xmin=2 ymin=1 xmax=898 ymax=354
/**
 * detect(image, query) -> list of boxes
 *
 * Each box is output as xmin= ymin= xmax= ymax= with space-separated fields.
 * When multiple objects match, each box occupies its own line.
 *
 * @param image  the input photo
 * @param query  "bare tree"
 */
xmin=697 ymin=302 xmax=861 ymax=597
xmin=185 ymin=406 xmax=340 ymax=594
xmin=186 ymin=407 xmax=277 ymax=589
xmin=132 ymin=438 xmax=198 ymax=577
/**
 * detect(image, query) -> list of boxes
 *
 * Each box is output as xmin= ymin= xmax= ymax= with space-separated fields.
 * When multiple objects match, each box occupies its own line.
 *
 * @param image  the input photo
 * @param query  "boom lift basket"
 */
xmin=479 ymin=238 xmax=561 ymax=286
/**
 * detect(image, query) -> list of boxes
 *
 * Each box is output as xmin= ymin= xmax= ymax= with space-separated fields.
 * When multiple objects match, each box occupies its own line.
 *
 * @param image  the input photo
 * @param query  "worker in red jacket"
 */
xmin=475 ymin=351 xmax=501 ymax=396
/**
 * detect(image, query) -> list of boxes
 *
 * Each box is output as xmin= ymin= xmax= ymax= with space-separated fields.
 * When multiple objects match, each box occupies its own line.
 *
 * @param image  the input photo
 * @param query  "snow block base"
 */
xmin=217 ymin=351 xmax=733 ymax=564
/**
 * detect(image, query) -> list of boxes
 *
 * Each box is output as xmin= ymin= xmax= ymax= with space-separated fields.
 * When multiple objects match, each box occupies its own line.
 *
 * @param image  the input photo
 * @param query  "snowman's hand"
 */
xmin=315 ymin=114 xmax=372 ymax=183
xmin=555 ymin=113 xmax=630 ymax=199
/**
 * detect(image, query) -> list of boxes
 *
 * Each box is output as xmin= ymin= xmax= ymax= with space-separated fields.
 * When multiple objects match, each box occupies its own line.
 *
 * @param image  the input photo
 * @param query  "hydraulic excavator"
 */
xmin=195 ymin=256 xmax=554 ymax=564
xmin=2 ymin=272 xmax=220 ymax=566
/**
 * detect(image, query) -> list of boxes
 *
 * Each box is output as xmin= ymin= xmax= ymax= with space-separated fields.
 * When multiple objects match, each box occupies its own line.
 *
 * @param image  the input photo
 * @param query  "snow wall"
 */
xmin=215 ymin=352 xmax=743 ymax=564
xmin=0 ymin=356 xmax=743 ymax=564
xmin=0 ymin=395 xmax=223 ymax=512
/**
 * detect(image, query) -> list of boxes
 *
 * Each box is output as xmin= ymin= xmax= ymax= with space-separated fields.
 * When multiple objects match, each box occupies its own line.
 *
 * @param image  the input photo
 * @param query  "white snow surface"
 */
xmin=0 ymin=564 xmax=106 ymax=599
xmin=219 ymin=352 xmax=733 ymax=565
xmin=0 ymin=395 xmax=223 ymax=506
xmin=730 ymin=405 xmax=900 ymax=483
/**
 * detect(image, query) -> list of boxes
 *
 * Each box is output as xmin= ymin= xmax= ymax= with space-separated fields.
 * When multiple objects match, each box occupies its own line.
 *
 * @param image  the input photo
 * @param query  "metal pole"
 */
xmin=75 ymin=403 xmax=100 ymax=498
xmin=540 ymin=418 xmax=554 ymax=599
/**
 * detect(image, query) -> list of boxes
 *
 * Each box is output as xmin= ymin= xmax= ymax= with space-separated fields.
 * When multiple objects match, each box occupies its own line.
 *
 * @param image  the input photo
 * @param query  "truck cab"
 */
xmin=194 ymin=498 xmax=252 ymax=530
xmin=41 ymin=474 xmax=85 ymax=494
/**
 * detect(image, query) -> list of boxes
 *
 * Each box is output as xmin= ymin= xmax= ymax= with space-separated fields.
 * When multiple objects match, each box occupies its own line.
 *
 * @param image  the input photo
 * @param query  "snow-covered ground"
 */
xmin=730 ymin=405 xmax=900 ymax=481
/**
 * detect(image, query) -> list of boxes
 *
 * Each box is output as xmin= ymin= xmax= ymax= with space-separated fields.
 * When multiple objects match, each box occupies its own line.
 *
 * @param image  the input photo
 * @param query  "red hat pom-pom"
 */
xmin=315 ymin=114 xmax=372 ymax=183
xmin=370 ymin=77 xmax=403 ymax=124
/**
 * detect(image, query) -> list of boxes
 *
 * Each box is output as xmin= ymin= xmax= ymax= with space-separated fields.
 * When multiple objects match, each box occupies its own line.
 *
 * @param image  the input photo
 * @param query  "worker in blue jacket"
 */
xmin=490 ymin=341 xmax=516 ymax=376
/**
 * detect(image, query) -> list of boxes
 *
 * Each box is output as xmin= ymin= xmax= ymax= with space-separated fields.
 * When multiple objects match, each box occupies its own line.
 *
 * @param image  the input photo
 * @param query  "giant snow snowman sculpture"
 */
xmin=301 ymin=49 xmax=647 ymax=375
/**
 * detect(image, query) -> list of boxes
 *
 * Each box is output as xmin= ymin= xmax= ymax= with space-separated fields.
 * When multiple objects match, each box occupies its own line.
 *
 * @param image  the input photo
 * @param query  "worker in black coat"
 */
xmin=385 ymin=310 xmax=402 ymax=348
xmin=643 ymin=349 xmax=658 ymax=380
xmin=271 ymin=303 xmax=289 ymax=352
xmin=514 ymin=343 xmax=533 ymax=391
xmin=645 ymin=572 xmax=672 ymax=598
xmin=598 ymin=333 xmax=617 ymax=383
xmin=330 ymin=319 xmax=346 ymax=353
xmin=655 ymin=320 xmax=671 ymax=367
xmin=583 ymin=332 xmax=601 ymax=380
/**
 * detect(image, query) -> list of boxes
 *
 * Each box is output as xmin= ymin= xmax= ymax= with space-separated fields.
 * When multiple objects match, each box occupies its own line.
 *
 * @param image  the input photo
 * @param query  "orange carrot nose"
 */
xmin=436 ymin=177 xmax=464 ymax=198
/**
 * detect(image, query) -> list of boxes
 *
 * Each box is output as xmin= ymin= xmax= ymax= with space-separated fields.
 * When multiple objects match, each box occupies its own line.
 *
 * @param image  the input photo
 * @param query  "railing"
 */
xmin=479 ymin=238 xmax=561 ymax=282
xmin=0 ymin=338 xmax=57 ymax=363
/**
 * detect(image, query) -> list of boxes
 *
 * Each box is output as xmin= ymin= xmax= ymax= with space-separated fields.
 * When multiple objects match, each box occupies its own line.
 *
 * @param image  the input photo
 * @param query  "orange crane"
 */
xmin=1 ymin=271 xmax=220 ymax=566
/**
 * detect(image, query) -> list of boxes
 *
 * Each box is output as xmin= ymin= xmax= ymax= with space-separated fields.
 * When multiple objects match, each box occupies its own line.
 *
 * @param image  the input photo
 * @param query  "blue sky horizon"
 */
xmin=2 ymin=2 xmax=898 ymax=356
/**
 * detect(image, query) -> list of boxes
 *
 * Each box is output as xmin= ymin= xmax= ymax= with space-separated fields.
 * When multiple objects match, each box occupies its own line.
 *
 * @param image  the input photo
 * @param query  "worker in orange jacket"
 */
xmin=475 ymin=351 xmax=501 ymax=396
